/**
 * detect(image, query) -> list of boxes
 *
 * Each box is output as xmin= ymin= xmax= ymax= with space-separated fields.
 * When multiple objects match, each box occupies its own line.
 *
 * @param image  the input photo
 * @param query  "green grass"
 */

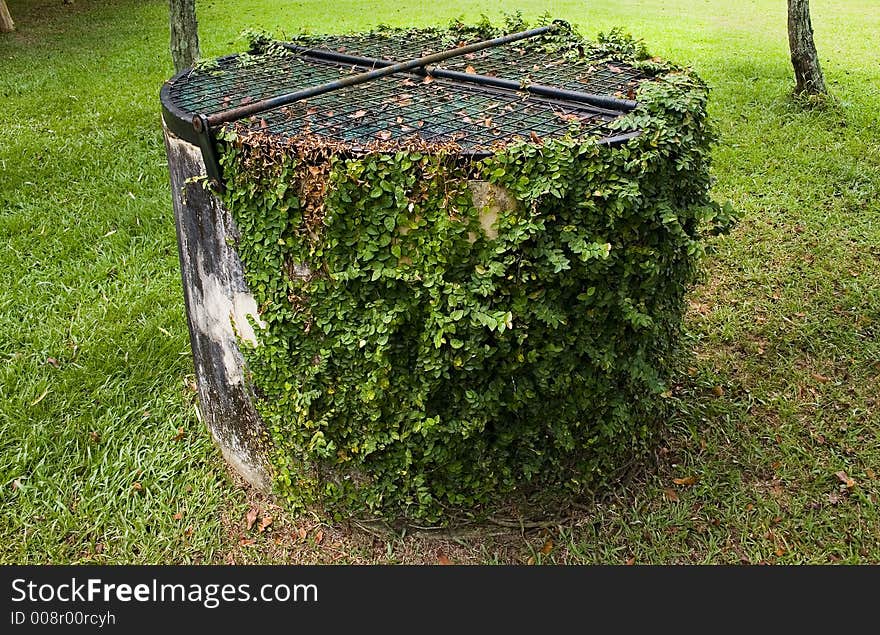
xmin=1 ymin=0 xmax=878 ymax=564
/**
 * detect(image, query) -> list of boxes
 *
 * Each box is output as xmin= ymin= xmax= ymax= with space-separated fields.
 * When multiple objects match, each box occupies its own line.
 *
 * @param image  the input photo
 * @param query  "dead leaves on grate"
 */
xmin=557 ymin=112 xmax=582 ymax=124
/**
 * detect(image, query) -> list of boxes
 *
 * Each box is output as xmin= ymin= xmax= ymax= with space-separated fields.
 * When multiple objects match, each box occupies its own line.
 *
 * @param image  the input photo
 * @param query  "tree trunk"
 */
xmin=0 ymin=0 xmax=15 ymax=33
xmin=169 ymin=0 xmax=200 ymax=73
xmin=787 ymin=0 xmax=827 ymax=95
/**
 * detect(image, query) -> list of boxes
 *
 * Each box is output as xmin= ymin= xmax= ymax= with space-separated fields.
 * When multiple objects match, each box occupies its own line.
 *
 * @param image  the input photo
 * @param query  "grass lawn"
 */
xmin=1 ymin=0 xmax=878 ymax=564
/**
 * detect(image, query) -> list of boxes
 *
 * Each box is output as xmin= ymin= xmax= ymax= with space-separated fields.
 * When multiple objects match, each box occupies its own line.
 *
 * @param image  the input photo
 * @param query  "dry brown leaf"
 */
xmin=625 ymin=556 xmax=636 ymax=566
xmin=376 ymin=130 xmax=392 ymax=141
xmin=866 ymin=468 xmax=876 ymax=480
xmin=46 ymin=357 xmax=60 ymax=368
xmin=540 ymin=538 xmax=553 ymax=555
xmin=711 ymin=386 xmax=724 ymax=397
xmin=437 ymin=552 xmax=452 ymax=565
xmin=245 ymin=507 xmax=259 ymax=531
xmin=314 ymin=529 xmax=324 ymax=545
xmin=239 ymin=537 xmax=256 ymax=546
xmin=663 ymin=488 xmax=679 ymax=502
xmin=349 ymin=110 xmax=367 ymax=119
xmin=811 ymin=372 xmax=830 ymax=383
xmin=775 ymin=546 xmax=785 ymax=557
xmin=422 ymin=75 xmax=434 ymax=84
xmin=131 ymin=482 xmax=142 ymax=492
xmin=482 ymin=117 xmax=493 ymax=127
xmin=173 ymin=511 xmax=183 ymax=521
xmin=529 ymin=131 xmax=542 ymax=144
xmin=258 ymin=516 xmax=273 ymax=533
xmin=89 ymin=431 xmax=100 ymax=444
xmin=465 ymin=65 xmax=476 ymax=74
xmin=745 ymin=503 xmax=754 ymax=511
xmin=835 ymin=470 xmax=856 ymax=489
xmin=672 ymin=476 xmax=697 ymax=486
xmin=526 ymin=556 xmax=536 ymax=565
xmin=296 ymin=527 xmax=308 ymax=541
xmin=689 ymin=300 xmax=711 ymax=315
xmin=172 ymin=427 xmax=185 ymax=441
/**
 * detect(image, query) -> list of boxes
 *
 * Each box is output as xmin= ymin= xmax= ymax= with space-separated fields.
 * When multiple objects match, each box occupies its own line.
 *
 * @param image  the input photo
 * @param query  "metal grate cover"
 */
xmin=161 ymin=25 xmax=649 ymax=182
xmin=289 ymin=31 xmax=644 ymax=99
xmin=256 ymin=72 xmax=618 ymax=153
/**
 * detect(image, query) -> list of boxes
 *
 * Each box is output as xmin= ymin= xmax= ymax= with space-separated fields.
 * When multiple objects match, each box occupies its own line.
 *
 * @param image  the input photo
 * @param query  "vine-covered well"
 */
xmin=215 ymin=18 xmax=734 ymax=521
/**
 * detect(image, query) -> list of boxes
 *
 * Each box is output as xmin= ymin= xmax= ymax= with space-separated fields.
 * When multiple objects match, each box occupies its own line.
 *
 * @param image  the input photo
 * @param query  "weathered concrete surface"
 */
xmin=468 ymin=180 xmax=517 ymax=242
xmin=163 ymin=124 xmax=271 ymax=491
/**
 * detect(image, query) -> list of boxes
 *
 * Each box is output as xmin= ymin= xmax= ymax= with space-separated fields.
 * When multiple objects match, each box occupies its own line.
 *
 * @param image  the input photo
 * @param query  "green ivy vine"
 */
xmin=216 ymin=19 xmax=735 ymax=522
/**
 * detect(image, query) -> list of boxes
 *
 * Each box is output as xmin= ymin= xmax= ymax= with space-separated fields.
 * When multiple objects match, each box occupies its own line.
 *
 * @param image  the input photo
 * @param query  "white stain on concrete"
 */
xmin=191 ymin=262 xmax=264 ymax=384
xmin=468 ymin=180 xmax=517 ymax=242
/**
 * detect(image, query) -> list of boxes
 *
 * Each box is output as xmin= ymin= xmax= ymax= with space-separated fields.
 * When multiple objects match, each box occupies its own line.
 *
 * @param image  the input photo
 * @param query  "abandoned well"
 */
xmin=160 ymin=19 xmax=725 ymax=519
